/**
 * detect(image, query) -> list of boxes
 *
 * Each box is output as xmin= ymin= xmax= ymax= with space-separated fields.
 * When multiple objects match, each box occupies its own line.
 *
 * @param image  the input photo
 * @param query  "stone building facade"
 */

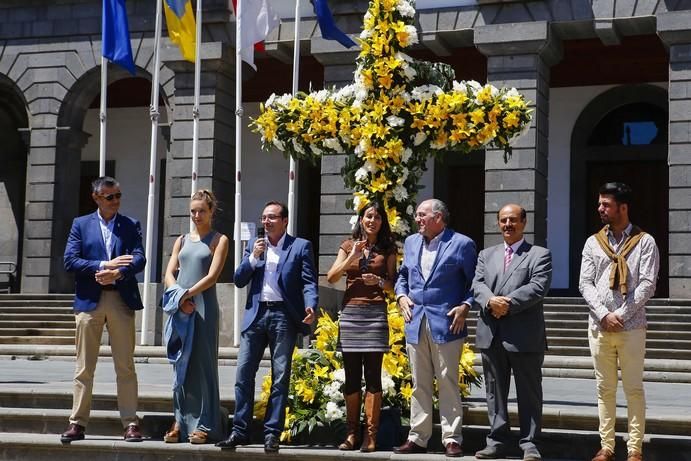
xmin=1 ymin=0 xmax=691 ymax=308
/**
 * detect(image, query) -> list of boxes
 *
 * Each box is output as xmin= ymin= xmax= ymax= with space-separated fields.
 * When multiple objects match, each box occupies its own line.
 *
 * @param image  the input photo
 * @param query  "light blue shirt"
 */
xmin=97 ymin=210 xmax=116 ymax=270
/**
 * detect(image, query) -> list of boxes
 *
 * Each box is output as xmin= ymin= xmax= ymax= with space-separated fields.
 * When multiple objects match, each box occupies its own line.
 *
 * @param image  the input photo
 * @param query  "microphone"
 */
xmin=257 ymin=225 xmax=265 ymax=261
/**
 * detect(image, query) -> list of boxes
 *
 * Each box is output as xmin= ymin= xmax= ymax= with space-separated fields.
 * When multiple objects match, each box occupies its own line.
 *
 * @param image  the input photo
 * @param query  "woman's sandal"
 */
xmin=188 ymin=430 xmax=208 ymax=444
xmin=163 ymin=423 xmax=180 ymax=443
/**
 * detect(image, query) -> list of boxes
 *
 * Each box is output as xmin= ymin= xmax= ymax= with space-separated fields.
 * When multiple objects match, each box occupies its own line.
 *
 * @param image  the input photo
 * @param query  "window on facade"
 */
xmin=587 ymin=103 xmax=667 ymax=146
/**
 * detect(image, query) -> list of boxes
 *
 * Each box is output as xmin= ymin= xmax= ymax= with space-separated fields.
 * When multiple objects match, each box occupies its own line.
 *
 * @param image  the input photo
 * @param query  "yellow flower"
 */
xmin=295 ymin=379 xmax=316 ymax=403
xmin=400 ymin=381 xmax=413 ymax=400
xmin=470 ymin=109 xmax=485 ymax=125
xmin=314 ymin=364 xmax=330 ymax=380
xmin=503 ymin=110 xmax=521 ymax=128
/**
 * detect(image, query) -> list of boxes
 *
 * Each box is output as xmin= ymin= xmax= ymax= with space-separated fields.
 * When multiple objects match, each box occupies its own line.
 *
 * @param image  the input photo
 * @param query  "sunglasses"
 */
xmin=100 ymin=192 xmax=122 ymax=201
xmin=359 ymin=248 xmax=374 ymax=273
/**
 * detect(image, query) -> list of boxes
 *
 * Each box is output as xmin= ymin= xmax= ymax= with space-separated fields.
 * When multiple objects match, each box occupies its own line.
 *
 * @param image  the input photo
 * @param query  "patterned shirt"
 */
xmin=579 ymin=223 xmax=660 ymax=331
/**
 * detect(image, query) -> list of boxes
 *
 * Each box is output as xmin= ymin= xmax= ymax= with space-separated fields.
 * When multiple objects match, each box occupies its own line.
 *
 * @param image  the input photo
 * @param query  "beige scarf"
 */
xmin=594 ymin=224 xmax=646 ymax=297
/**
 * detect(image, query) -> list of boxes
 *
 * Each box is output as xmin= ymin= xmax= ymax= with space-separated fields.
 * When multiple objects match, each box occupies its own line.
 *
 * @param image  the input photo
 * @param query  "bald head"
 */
xmin=497 ymin=204 xmax=527 ymax=245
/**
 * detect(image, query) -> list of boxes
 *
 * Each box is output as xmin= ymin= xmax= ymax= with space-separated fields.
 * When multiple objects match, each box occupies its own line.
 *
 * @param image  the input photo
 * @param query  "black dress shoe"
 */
xmin=264 ymin=434 xmax=280 ymax=453
xmin=393 ymin=439 xmax=427 ymax=454
xmin=60 ymin=423 xmax=85 ymax=443
xmin=215 ymin=432 xmax=248 ymax=449
xmin=445 ymin=441 xmax=463 ymax=457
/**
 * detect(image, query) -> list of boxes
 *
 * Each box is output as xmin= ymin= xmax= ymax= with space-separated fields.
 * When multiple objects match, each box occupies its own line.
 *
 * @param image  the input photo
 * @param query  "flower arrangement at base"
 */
xmin=253 ymin=300 xmax=482 ymax=443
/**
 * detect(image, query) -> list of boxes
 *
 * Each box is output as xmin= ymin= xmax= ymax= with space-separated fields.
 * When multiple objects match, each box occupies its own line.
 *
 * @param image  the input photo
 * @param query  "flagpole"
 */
xmin=140 ymin=0 xmax=164 ymax=346
xmin=99 ymin=56 xmax=108 ymax=177
xmin=287 ymin=0 xmax=301 ymax=236
xmin=190 ymin=0 xmax=203 ymax=230
xmin=233 ymin=0 xmax=243 ymax=347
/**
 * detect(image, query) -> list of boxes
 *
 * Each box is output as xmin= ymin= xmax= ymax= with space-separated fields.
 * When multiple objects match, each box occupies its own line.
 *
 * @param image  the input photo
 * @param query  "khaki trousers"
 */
xmin=70 ymin=290 xmax=138 ymax=428
xmin=588 ymin=328 xmax=646 ymax=455
xmin=406 ymin=319 xmax=464 ymax=447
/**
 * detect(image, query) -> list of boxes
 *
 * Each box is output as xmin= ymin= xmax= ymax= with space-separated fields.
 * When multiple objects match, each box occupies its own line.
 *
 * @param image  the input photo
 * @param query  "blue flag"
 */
xmin=102 ymin=0 xmax=136 ymax=75
xmin=312 ymin=0 xmax=357 ymax=49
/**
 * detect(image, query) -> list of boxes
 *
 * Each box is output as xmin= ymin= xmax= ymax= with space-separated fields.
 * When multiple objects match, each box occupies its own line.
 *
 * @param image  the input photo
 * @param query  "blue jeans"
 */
xmin=233 ymin=307 xmax=297 ymax=438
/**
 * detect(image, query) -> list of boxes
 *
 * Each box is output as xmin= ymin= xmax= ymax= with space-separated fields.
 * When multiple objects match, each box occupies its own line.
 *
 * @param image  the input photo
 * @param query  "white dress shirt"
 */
xmin=250 ymin=232 xmax=286 ymax=302
xmin=97 ymin=210 xmax=116 ymax=270
xmin=420 ymin=231 xmax=443 ymax=280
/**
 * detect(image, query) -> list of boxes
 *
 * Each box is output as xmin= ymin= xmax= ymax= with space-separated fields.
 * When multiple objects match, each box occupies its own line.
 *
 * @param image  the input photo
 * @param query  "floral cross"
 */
xmin=253 ymin=0 xmax=532 ymax=235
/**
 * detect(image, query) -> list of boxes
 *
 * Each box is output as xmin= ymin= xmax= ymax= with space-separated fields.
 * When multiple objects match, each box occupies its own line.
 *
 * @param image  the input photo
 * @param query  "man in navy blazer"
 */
xmin=217 ymin=201 xmax=318 ymax=453
xmin=472 ymin=204 xmax=552 ymax=461
xmin=394 ymin=199 xmax=477 ymax=458
xmin=60 ymin=176 xmax=145 ymax=443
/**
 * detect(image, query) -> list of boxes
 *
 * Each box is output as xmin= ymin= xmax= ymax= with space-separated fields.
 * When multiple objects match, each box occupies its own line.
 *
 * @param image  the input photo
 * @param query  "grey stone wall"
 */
xmin=475 ymin=21 xmax=562 ymax=248
xmin=659 ymin=11 xmax=691 ymax=298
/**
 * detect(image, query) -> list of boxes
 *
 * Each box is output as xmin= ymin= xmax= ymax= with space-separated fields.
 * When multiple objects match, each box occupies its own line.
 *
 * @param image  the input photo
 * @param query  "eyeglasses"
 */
xmin=261 ymin=214 xmax=282 ymax=221
xmin=100 ymin=192 xmax=122 ymax=201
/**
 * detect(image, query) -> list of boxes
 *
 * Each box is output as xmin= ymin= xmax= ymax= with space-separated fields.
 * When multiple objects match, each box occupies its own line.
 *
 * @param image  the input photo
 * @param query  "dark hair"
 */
xmin=91 ymin=176 xmax=119 ymax=194
xmin=191 ymin=189 xmax=218 ymax=213
xmin=599 ymin=182 xmax=632 ymax=206
xmin=496 ymin=204 xmax=527 ymax=222
xmin=352 ymin=202 xmax=395 ymax=251
xmin=264 ymin=201 xmax=288 ymax=218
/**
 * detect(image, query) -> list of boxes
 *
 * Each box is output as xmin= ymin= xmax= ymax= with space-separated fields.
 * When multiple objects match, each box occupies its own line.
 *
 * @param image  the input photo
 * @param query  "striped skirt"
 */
xmin=337 ymin=303 xmax=389 ymax=353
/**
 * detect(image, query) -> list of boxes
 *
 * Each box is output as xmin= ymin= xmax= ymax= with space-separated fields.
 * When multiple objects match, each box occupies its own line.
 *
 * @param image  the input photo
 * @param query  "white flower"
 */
xmin=272 ymin=138 xmax=285 ymax=151
xmin=452 ymin=81 xmax=468 ymax=95
xmin=395 ymin=52 xmax=413 ymax=63
xmin=402 ymin=148 xmax=412 ymax=163
xmin=364 ymin=159 xmax=379 ymax=173
xmin=324 ymin=137 xmax=345 ymax=153
xmin=393 ymin=184 xmax=408 ymax=201
xmin=406 ymin=205 xmax=414 ymax=215
xmin=313 ymin=89 xmax=331 ymax=102
xmin=265 ymin=93 xmax=276 ymax=107
xmin=353 ymin=195 xmax=363 ymax=211
xmin=332 ymin=368 xmax=346 ymax=383
xmin=335 ymin=85 xmax=356 ymax=103
xmin=386 ymin=115 xmax=405 ymax=127
xmin=502 ymin=87 xmax=520 ymax=100
xmin=396 ymin=0 xmax=415 ymax=17
xmin=309 ymin=144 xmax=323 ymax=156
xmin=411 ymin=84 xmax=442 ymax=102
xmin=355 ymin=167 xmax=369 ymax=182
xmin=276 ymin=93 xmax=292 ymax=106
xmin=382 ymin=374 xmax=396 ymax=396
xmin=392 ymin=219 xmax=410 ymax=234
xmin=360 ymin=28 xmax=373 ymax=39
xmin=292 ymin=138 xmax=305 ymax=154
xmin=324 ymin=401 xmax=345 ymax=422
xmin=402 ymin=63 xmax=417 ymax=81
xmin=413 ymin=132 xmax=427 ymax=146
xmin=467 ymin=80 xmax=482 ymax=92
xmin=323 ymin=381 xmax=343 ymax=401
xmin=397 ymin=167 xmax=409 ymax=184
xmin=404 ymin=25 xmax=419 ymax=45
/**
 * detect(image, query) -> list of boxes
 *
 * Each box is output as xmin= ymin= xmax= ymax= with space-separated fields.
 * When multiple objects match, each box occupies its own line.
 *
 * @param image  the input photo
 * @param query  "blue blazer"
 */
xmin=234 ymin=234 xmax=318 ymax=335
xmin=395 ymin=228 xmax=477 ymax=344
xmin=63 ymin=212 xmax=146 ymax=312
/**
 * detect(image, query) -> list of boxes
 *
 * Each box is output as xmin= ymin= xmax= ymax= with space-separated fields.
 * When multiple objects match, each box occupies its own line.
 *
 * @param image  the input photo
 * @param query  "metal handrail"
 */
xmin=0 ymin=261 xmax=17 ymax=294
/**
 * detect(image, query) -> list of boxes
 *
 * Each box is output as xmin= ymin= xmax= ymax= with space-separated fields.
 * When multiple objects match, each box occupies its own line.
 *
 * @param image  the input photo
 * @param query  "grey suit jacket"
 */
xmin=472 ymin=241 xmax=552 ymax=353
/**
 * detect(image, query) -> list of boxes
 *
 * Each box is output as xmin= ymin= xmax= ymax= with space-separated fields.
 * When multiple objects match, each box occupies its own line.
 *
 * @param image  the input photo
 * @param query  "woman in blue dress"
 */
xmin=162 ymin=189 xmax=229 ymax=444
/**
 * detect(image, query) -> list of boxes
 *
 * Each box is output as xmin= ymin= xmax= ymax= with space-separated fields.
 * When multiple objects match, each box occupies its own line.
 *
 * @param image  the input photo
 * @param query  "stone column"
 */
xmin=163 ymin=48 xmax=235 ymax=278
xmin=658 ymin=11 xmax=691 ymax=298
xmin=475 ymin=21 xmax=562 ymax=248
xmin=21 ymin=125 xmax=88 ymax=293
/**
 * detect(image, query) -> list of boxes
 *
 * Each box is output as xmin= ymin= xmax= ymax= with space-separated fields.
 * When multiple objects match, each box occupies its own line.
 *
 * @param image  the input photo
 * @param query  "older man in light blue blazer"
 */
xmin=393 ymin=199 xmax=477 ymax=458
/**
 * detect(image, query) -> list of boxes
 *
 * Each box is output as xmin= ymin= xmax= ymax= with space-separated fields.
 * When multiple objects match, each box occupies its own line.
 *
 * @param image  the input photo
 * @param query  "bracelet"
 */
xmin=378 ymin=277 xmax=384 ymax=289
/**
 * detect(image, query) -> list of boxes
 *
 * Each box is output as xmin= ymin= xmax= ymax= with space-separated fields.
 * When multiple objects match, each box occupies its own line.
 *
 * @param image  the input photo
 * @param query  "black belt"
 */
xmin=101 ymin=285 xmax=117 ymax=291
xmin=259 ymin=301 xmax=285 ymax=309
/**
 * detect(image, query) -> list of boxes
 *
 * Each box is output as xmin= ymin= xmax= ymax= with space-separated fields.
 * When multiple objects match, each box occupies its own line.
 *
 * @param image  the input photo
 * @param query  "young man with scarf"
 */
xmin=579 ymin=182 xmax=660 ymax=461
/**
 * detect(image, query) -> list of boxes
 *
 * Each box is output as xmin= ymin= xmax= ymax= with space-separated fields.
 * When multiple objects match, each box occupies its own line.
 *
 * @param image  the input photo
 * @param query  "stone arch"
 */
xmin=569 ymin=84 xmax=669 ymax=295
xmin=0 ymin=74 xmax=29 ymax=291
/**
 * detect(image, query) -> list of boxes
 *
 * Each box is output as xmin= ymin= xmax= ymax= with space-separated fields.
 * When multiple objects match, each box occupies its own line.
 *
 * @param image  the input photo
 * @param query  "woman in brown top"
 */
xmin=326 ymin=201 xmax=397 ymax=452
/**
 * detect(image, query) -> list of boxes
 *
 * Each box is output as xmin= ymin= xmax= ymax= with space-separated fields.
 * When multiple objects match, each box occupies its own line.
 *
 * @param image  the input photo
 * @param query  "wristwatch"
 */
xmin=378 ymin=277 xmax=385 ymax=289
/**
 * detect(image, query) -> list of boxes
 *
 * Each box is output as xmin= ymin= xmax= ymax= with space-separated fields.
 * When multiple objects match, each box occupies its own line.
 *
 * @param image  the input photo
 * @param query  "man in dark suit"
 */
xmin=472 ymin=204 xmax=552 ymax=461
xmin=60 ymin=176 xmax=146 ymax=443
xmin=393 ymin=199 xmax=476 ymax=458
xmin=216 ymin=201 xmax=318 ymax=453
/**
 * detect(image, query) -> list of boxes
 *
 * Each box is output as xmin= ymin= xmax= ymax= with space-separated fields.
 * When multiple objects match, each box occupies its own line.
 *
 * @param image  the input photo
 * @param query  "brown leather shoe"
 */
xmin=393 ymin=439 xmax=427 ymax=454
xmin=60 ymin=423 xmax=85 ymax=443
xmin=445 ymin=441 xmax=463 ymax=457
xmin=627 ymin=452 xmax=643 ymax=461
xmin=124 ymin=424 xmax=143 ymax=442
xmin=592 ymin=448 xmax=615 ymax=461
